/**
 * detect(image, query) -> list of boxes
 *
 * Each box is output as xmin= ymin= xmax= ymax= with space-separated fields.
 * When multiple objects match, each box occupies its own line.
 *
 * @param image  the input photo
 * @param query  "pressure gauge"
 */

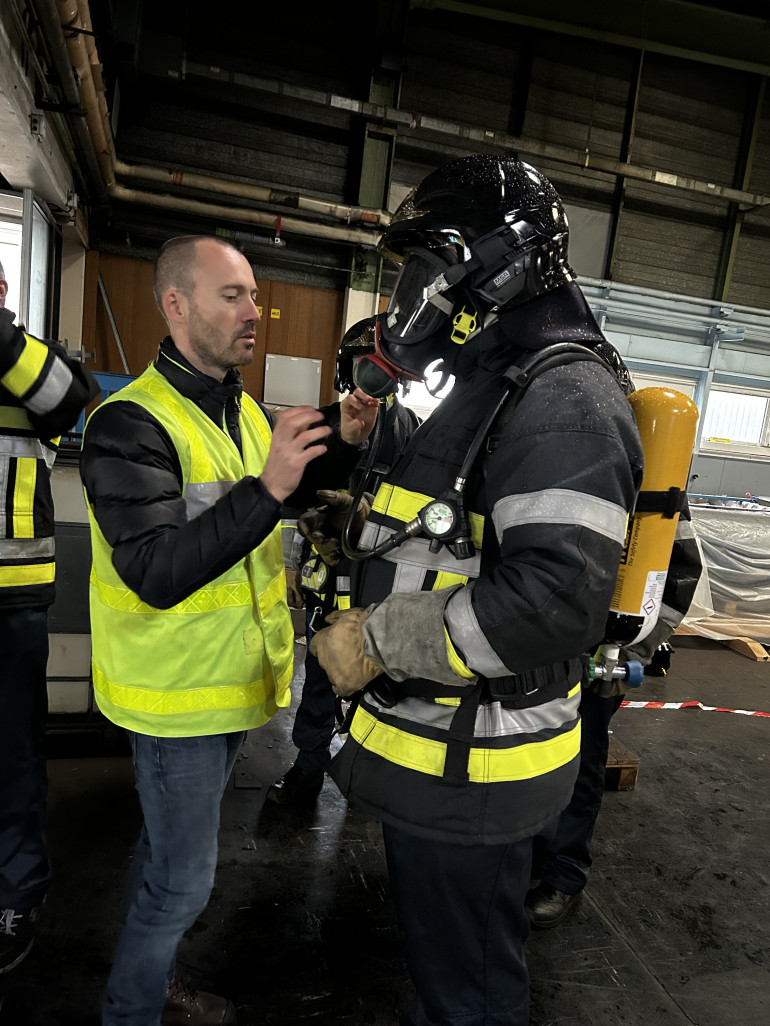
xmin=420 ymin=500 xmax=456 ymax=537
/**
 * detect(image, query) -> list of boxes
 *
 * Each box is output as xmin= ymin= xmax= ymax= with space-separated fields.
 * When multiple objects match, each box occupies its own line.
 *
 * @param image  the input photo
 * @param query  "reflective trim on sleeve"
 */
xmin=0 ymin=334 xmax=48 ymax=397
xmin=444 ymin=627 xmax=476 ymax=679
xmin=183 ymin=480 xmax=237 ymax=519
xmin=24 ymin=357 xmax=74 ymax=415
xmin=0 ymin=537 xmax=55 ymax=560
xmin=492 ymin=488 xmax=628 ymax=545
xmin=443 ymin=583 xmax=513 ymax=677
xmin=0 ymin=561 xmax=55 ymax=586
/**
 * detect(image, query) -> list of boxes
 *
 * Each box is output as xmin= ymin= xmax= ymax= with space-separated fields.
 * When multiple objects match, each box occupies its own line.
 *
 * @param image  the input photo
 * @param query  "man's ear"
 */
xmin=162 ymin=288 xmax=187 ymax=325
xmin=0 ymin=279 xmax=8 ymax=304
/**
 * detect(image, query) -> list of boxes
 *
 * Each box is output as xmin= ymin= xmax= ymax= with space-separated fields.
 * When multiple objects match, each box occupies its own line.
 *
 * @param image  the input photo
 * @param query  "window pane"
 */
xmin=701 ymin=391 xmax=768 ymax=444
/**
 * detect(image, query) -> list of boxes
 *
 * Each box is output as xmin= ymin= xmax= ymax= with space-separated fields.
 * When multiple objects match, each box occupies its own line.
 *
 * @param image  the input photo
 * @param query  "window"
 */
xmin=700 ymin=385 xmax=770 ymax=457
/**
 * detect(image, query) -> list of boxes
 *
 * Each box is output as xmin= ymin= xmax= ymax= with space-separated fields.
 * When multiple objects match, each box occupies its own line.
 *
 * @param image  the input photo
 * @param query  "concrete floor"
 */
xmin=1 ymin=635 xmax=768 ymax=1025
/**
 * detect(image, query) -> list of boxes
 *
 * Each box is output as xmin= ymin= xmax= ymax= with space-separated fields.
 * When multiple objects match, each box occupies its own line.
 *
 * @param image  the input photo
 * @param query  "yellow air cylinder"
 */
xmin=605 ymin=387 xmax=699 ymax=647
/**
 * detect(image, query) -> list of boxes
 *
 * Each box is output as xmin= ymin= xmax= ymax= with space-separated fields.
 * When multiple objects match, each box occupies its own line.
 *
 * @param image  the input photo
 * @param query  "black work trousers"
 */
xmin=291 ymin=601 xmax=337 ymax=773
xmin=383 ymin=822 xmax=532 ymax=1026
xmin=0 ymin=608 xmax=51 ymax=911
xmin=533 ymin=688 xmax=624 ymax=895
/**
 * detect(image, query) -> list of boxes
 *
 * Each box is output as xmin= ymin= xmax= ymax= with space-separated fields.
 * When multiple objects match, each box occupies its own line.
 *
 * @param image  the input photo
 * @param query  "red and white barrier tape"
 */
xmin=621 ymin=699 xmax=770 ymax=718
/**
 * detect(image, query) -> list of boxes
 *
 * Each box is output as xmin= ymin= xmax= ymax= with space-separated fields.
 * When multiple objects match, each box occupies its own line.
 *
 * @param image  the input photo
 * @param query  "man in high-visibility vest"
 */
xmin=80 ymin=236 xmax=376 ymax=1026
xmin=0 ymin=261 xmax=98 ymax=974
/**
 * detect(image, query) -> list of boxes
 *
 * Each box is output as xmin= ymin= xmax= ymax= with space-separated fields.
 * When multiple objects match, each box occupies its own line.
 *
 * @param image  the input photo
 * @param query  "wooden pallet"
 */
xmin=605 ymin=734 xmax=638 ymax=791
xmin=675 ymin=622 xmax=770 ymax=661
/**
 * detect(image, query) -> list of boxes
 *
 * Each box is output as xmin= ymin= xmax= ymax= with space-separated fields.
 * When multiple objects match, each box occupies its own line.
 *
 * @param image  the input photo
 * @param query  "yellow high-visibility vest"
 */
xmin=86 ymin=365 xmax=293 ymax=737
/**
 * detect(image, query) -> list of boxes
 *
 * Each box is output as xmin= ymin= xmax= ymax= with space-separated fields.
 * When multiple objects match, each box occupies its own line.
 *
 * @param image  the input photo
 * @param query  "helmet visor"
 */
xmin=382 ymin=247 xmax=458 ymax=345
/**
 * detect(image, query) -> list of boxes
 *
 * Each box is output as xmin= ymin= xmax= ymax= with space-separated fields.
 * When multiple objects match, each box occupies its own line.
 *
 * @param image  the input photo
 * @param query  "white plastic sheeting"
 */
xmin=684 ymin=503 xmax=770 ymax=642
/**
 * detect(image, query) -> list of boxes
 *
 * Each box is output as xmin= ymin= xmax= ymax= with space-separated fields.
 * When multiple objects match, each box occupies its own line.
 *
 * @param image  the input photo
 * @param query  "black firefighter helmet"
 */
xmin=334 ymin=315 xmax=378 ymax=393
xmin=372 ymin=155 xmax=574 ymax=383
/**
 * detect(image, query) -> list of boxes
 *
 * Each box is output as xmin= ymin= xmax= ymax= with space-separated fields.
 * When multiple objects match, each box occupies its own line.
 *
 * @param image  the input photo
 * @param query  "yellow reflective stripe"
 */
xmin=12 ymin=459 xmax=37 ymax=538
xmin=0 ymin=334 xmax=47 ymax=397
xmin=373 ymin=483 xmax=484 ymax=547
xmin=93 ymin=665 xmax=273 ymax=714
xmin=351 ymin=704 xmax=580 ymax=782
xmin=444 ymin=627 xmax=476 ymax=679
xmin=468 ymin=721 xmax=580 ymax=782
xmin=0 ymin=561 xmax=55 ymax=586
xmin=241 ymin=393 xmax=272 ymax=450
xmin=0 ymin=406 xmax=33 ymax=431
xmin=434 ymin=570 xmax=468 ymax=590
xmin=336 ymin=594 xmax=351 ymax=610
xmin=91 ymin=571 xmax=253 ymax=613
xmin=434 ymin=696 xmax=462 ymax=706
xmin=258 ymin=568 xmax=285 ymax=616
xmin=130 ymin=370 xmax=215 ymax=481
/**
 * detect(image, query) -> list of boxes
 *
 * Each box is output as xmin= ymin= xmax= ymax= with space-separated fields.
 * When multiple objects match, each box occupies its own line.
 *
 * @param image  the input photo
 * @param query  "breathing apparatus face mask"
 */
xmin=353 ymin=240 xmax=471 ymax=397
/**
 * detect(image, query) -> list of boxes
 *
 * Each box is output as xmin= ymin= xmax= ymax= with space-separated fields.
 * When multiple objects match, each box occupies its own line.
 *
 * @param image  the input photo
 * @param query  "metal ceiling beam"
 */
xmin=411 ymin=0 xmax=770 ymax=77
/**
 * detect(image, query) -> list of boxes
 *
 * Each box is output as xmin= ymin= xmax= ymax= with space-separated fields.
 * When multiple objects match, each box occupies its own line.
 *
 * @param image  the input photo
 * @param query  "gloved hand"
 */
xmin=285 ymin=569 xmax=304 ymax=609
xmin=309 ymin=607 xmax=384 ymax=697
xmin=298 ymin=490 xmax=373 ymax=566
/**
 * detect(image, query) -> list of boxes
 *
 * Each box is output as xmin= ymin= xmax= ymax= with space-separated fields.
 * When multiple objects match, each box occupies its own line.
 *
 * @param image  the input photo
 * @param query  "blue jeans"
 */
xmin=103 ymin=730 xmax=245 ymax=1026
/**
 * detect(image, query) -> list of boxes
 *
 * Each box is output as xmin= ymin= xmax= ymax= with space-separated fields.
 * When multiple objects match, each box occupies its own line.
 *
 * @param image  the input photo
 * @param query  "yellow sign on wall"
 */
xmin=270 ymin=308 xmax=281 ymax=319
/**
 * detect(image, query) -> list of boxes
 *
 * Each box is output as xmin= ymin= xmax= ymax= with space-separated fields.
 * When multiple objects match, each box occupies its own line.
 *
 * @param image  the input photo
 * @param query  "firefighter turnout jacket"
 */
xmin=329 ymin=284 xmax=645 ymax=845
xmin=80 ymin=338 xmax=362 ymax=738
xmin=0 ymin=310 xmax=97 ymax=609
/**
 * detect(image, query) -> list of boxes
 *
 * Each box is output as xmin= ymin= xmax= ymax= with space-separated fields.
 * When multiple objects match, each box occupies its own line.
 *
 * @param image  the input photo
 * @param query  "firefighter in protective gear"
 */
xmin=0 ymin=275 xmax=98 ymax=973
xmin=268 ymin=316 xmax=419 ymax=806
xmin=310 ymin=155 xmax=645 ymax=1026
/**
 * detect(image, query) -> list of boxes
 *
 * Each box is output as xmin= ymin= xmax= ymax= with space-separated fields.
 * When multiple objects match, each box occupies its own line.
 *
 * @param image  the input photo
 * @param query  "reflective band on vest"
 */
xmin=86 ymin=365 xmax=294 ymax=737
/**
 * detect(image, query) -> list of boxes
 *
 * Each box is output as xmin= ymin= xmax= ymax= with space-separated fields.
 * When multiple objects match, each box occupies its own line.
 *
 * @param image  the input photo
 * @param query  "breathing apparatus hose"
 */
xmin=340 ymin=398 xmax=388 ymax=561
xmin=340 ymin=342 xmax=607 ymax=564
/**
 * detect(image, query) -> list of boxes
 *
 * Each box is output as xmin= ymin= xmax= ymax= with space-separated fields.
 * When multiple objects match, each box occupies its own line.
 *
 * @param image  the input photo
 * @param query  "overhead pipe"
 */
xmin=108 ymin=185 xmax=383 ymax=247
xmin=112 ymin=160 xmax=390 ymax=228
xmin=49 ymin=0 xmax=387 ymax=245
xmin=31 ymin=0 xmax=107 ymax=203
xmin=54 ymin=0 xmax=116 ymax=187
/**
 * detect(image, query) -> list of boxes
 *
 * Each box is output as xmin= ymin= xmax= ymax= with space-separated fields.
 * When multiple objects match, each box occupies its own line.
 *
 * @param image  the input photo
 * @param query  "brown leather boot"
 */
xmin=162 ymin=976 xmax=236 ymax=1024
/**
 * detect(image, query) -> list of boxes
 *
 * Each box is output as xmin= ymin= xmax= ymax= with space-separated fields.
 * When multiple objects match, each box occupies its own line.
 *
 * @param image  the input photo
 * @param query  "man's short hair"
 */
xmin=0 ymin=259 xmax=5 ymax=281
xmin=152 ymin=235 xmax=239 ymax=315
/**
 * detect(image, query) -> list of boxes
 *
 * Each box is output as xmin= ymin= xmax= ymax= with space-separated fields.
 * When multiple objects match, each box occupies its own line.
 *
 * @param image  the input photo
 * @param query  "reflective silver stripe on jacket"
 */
xmin=492 ymin=487 xmax=628 ymax=546
xmin=0 ymin=435 xmax=56 ymax=466
xmin=364 ymin=688 xmax=580 ymax=738
xmin=444 ymin=583 xmax=513 ymax=677
xmin=24 ymin=359 xmax=73 ymax=415
xmin=359 ymin=522 xmax=481 ymax=593
xmin=0 ymin=537 xmax=56 ymax=559
xmin=183 ymin=480 xmax=236 ymax=519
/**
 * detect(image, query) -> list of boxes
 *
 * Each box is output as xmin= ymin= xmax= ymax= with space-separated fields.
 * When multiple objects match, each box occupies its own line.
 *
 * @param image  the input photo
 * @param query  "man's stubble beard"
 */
xmin=188 ymin=304 xmax=253 ymax=373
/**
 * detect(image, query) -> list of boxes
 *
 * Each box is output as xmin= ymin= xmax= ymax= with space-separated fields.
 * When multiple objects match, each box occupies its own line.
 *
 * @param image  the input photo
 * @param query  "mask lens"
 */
xmin=383 ymin=247 xmax=456 ymax=345
xmin=353 ymin=354 xmax=398 ymax=398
